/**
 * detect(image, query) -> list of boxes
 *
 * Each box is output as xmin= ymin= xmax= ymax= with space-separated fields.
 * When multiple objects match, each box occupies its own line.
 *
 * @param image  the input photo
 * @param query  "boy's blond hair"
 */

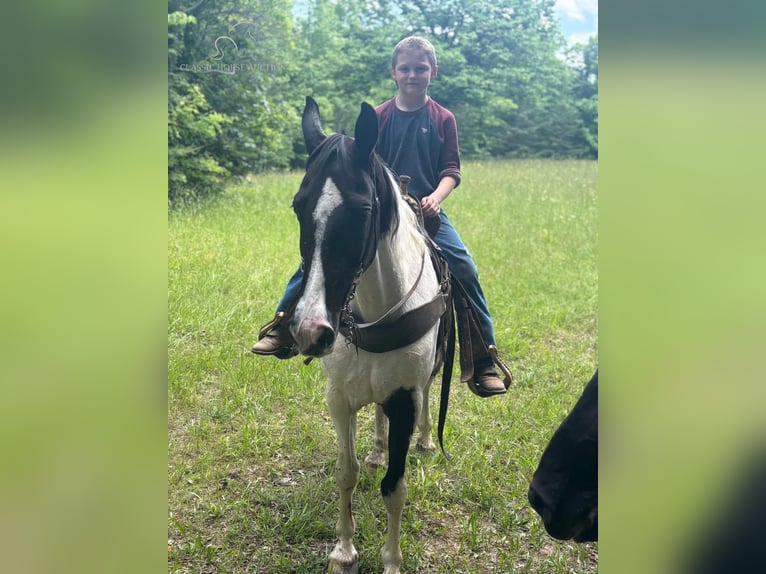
xmin=391 ymin=36 xmax=437 ymax=69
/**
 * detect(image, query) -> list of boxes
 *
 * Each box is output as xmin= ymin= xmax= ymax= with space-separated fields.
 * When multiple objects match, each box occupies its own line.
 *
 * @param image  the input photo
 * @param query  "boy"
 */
xmin=253 ymin=36 xmax=507 ymax=396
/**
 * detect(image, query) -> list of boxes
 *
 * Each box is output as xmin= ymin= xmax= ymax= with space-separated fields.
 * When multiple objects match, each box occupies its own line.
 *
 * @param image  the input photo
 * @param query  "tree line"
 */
xmin=168 ymin=0 xmax=598 ymax=205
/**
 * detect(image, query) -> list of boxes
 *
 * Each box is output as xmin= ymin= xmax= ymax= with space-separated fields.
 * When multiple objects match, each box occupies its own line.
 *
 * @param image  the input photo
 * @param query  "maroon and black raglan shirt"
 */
xmin=375 ymin=98 xmax=461 ymax=201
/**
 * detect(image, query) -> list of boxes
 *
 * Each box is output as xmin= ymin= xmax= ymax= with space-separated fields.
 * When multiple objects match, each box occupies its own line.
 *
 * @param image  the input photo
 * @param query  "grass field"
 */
xmin=168 ymin=159 xmax=598 ymax=573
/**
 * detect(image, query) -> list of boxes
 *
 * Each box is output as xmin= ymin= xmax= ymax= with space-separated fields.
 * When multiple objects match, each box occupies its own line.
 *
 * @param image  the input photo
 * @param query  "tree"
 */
xmin=293 ymin=0 xmax=399 ymax=137
xmin=392 ymin=0 xmax=590 ymax=158
xmin=168 ymin=11 xmax=230 ymax=204
xmin=168 ymin=0 xmax=302 ymax=203
xmin=565 ymin=35 xmax=598 ymax=157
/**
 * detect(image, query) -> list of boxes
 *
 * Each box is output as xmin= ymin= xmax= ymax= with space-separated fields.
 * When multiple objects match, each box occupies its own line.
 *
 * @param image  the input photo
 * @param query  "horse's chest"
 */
xmin=321 ymin=345 xmax=434 ymax=407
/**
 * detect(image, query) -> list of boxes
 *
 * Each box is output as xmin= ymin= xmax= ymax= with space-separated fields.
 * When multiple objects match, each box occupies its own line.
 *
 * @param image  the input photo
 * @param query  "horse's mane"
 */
xmin=304 ymin=133 xmax=401 ymax=237
xmin=369 ymin=151 xmax=401 ymax=237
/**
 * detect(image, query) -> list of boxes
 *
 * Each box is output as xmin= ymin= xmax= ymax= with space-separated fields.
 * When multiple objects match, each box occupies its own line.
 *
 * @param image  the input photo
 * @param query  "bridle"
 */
xmin=338 ymin=161 xmax=384 ymax=347
xmin=337 ymin=163 xmax=450 ymax=355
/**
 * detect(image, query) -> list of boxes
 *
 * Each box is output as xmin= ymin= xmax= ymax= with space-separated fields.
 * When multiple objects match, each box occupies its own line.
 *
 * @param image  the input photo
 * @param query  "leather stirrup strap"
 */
xmin=258 ymin=310 xmax=289 ymax=340
xmin=451 ymin=275 xmax=513 ymax=389
xmin=453 ymin=286 xmax=475 ymax=382
xmin=436 ymin=289 xmax=455 ymax=459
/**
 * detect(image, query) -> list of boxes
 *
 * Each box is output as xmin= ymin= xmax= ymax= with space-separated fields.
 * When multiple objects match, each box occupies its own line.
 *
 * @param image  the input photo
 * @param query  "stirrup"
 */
xmin=252 ymin=312 xmax=299 ymax=360
xmin=258 ymin=311 xmax=287 ymax=340
xmin=488 ymin=345 xmax=513 ymax=390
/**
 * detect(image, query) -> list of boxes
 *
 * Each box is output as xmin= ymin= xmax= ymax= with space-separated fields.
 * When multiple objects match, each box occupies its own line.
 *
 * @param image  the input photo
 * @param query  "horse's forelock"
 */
xmin=305 ymin=133 xmax=344 ymax=175
xmin=302 ymin=134 xmax=399 ymax=237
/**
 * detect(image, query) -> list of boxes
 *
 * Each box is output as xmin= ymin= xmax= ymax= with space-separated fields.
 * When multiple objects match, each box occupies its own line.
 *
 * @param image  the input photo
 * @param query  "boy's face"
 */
xmin=391 ymin=49 xmax=437 ymax=98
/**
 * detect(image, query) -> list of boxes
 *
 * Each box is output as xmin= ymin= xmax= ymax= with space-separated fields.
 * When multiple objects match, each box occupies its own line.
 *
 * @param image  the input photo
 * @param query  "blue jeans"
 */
xmin=276 ymin=265 xmax=304 ymax=313
xmin=276 ymin=210 xmax=496 ymax=346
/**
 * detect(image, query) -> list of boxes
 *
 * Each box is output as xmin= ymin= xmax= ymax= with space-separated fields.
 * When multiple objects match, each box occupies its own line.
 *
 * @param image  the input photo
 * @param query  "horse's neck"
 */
xmin=353 ymin=197 xmax=428 ymax=319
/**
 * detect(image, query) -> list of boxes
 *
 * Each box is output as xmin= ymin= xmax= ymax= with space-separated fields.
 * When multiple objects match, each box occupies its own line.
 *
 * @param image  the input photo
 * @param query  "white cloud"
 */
xmin=556 ymin=0 xmax=597 ymax=45
xmin=556 ymin=0 xmax=598 ymax=23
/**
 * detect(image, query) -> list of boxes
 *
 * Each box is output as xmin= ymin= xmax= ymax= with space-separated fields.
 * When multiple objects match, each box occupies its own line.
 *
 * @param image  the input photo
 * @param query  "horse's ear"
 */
xmin=354 ymin=102 xmax=378 ymax=164
xmin=302 ymin=96 xmax=326 ymax=155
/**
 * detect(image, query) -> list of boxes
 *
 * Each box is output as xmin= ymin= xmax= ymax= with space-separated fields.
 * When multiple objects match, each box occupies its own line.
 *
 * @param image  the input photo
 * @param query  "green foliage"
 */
xmin=293 ymin=0 xmax=398 ymax=136
xmin=168 ymin=0 xmax=302 ymax=202
xmin=565 ymin=36 xmax=599 ymax=157
xmin=409 ymin=1 xmax=572 ymax=157
xmin=167 ymin=0 xmax=599 ymax=203
xmin=168 ymin=79 xmax=230 ymax=206
xmin=188 ymin=0 xmax=300 ymax=175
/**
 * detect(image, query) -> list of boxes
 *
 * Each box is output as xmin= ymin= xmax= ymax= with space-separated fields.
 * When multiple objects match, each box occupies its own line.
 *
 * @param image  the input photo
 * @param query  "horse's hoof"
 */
xmin=364 ymin=451 xmax=386 ymax=471
xmin=329 ymin=544 xmax=359 ymax=574
xmin=415 ymin=441 xmax=436 ymax=455
xmin=331 ymin=561 xmax=359 ymax=574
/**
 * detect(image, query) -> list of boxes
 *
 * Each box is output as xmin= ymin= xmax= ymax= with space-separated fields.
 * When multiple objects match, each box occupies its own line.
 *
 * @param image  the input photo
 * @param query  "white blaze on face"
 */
xmin=294 ymin=178 xmax=343 ymax=324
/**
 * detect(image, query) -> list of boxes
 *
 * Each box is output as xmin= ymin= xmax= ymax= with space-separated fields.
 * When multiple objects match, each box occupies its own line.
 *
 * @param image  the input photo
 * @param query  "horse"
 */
xmin=528 ymin=370 xmax=598 ymax=542
xmin=286 ymin=96 xmax=449 ymax=574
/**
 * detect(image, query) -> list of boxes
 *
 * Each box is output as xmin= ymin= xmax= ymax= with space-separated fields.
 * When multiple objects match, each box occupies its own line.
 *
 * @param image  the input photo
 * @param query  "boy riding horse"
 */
xmin=253 ymin=36 xmax=510 ymax=398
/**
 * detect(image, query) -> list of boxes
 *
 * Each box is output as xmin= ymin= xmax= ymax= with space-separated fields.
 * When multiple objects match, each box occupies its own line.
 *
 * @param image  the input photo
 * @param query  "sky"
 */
xmin=555 ymin=0 xmax=598 ymax=45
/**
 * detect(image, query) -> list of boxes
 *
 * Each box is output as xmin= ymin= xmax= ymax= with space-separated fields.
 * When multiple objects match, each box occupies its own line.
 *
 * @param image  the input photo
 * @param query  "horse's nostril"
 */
xmin=528 ymin=484 xmax=546 ymax=514
xmin=317 ymin=326 xmax=335 ymax=348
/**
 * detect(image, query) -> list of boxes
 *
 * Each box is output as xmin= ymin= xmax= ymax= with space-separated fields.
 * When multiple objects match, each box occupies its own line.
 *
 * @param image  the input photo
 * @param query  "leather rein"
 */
xmin=339 ymin=241 xmax=450 ymax=354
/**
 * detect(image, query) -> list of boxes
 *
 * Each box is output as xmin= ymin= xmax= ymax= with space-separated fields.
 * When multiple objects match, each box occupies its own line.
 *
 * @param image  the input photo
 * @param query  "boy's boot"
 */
xmin=472 ymin=357 xmax=507 ymax=396
xmin=251 ymin=312 xmax=299 ymax=359
xmin=468 ymin=344 xmax=510 ymax=397
xmin=453 ymin=280 xmax=512 ymax=398
xmin=469 ymin=343 xmax=513 ymax=397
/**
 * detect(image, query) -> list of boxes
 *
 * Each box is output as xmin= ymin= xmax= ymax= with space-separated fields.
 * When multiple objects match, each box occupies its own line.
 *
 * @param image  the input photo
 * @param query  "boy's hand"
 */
xmin=421 ymin=195 xmax=440 ymax=218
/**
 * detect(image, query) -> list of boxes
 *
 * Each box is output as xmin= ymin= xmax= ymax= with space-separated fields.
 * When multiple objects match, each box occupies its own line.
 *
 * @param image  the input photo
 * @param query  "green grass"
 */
xmin=168 ymin=159 xmax=597 ymax=573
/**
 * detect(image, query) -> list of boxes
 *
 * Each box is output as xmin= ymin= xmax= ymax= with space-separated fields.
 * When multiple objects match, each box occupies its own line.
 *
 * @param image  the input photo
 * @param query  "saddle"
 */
xmin=395 ymin=175 xmax=513 ymax=394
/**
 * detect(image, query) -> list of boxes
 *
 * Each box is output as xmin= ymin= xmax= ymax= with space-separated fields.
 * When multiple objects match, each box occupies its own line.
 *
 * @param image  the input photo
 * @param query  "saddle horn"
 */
xmin=302 ymin=96 xmax=326 ymax=155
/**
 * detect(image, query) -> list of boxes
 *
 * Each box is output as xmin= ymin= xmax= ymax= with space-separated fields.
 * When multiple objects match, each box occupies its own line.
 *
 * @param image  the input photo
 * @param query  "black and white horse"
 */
xmin=287 ymin=97 xmax=445 ymax=573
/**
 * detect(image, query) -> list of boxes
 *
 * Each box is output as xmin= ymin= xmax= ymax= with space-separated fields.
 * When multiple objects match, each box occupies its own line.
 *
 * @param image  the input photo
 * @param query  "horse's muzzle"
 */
xmin=528 ymin=481 xmax=597 ymax=542
xmin=291 ymin=317 xmax=336 ymax=357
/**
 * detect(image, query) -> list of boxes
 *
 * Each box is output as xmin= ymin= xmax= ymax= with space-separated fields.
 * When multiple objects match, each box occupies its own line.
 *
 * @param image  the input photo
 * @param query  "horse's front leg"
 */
xmin=415 ymin=376 xmax=436 ymax=454
xmin=380 ymin=388 xmax=417 ymax=574
xmin=328 ymin=399 xmax=361 ymax=574
xmin=364 ymin=404 xmax=387 ymax=471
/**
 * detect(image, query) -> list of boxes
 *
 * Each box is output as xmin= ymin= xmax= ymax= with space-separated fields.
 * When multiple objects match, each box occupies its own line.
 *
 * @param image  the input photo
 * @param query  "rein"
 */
xmin=339 ymin=240 xmax=450 ymax=354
